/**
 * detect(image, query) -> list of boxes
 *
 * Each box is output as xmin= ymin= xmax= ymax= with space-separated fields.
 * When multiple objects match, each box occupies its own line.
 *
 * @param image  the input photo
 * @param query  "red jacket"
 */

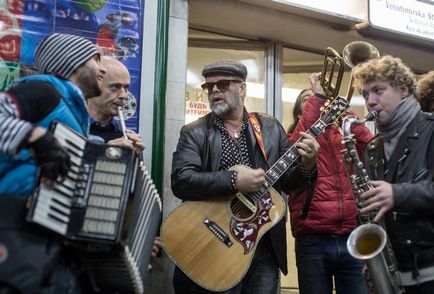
xmin=288 ymin=95 xmax=373 ymax=237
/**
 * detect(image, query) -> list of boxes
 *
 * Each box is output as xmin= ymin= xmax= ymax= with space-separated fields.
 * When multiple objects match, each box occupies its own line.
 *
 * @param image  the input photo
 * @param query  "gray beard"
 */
xmin=211 ymin=103 xmax=231 ymax=117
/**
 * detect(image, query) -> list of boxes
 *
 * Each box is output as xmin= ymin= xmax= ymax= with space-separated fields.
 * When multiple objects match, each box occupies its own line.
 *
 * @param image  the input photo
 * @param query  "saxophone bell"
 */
xmin=347 ymin=223 xmax=387 ymax=260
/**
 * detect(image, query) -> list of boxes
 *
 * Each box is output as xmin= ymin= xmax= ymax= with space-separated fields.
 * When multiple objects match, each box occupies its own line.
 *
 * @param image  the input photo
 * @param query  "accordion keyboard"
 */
xmin=30 ymin=124 xmax=87 ymax=235
xmin=27 ymin=122 xmax=137 ymax=243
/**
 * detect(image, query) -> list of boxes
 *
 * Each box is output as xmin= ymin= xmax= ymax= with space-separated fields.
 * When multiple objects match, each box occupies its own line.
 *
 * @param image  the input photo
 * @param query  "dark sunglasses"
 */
xmin=201 ymin=79 xmax=243 ymax=94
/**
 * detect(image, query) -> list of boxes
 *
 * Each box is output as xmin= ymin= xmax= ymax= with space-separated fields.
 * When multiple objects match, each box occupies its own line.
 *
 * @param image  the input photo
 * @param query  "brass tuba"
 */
xmin=342 ymin=41 xmax=380 ymax=102
xmin=320 ymin=41 xmax=379 ymax=102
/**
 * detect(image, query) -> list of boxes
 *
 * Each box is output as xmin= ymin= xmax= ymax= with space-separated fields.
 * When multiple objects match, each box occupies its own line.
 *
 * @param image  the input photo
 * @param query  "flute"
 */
xmin=117 ymin=106 xmax=128 ymax=140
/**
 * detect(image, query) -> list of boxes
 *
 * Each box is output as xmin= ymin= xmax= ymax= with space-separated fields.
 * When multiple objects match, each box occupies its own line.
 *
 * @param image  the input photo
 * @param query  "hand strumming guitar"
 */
xmin=231 ymin=165 xmax=265 ymax=194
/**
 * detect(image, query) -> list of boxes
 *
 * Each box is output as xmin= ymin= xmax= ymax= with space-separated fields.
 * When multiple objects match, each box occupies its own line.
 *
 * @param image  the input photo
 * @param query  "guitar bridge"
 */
xmin=203 ymin=218 xmax=233 ymax=248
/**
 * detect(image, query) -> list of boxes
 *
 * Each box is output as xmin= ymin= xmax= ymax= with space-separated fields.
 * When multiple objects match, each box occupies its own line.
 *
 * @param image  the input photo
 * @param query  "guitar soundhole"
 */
xmin=230 ymin=197 xmax=256 ymax=220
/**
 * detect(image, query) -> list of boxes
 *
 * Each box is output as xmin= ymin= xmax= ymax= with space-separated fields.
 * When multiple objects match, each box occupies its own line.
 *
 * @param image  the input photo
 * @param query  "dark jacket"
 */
xmin=171 ymin=111 xmax=312 ymax=275
xmin=364 ymin=112 xmax=434 ymax=272
xmin=289 ymin=95 xmax=372 ymax=236
xmin=0 ymin=75 xmax=88 ymax=293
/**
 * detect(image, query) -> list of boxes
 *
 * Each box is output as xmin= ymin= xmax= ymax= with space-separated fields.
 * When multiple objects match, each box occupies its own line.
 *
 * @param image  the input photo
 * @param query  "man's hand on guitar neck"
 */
xmin=295 ymin=131 xmax=319 ymax=171
xmin=231 ymin=165 xmax=265 ymax=194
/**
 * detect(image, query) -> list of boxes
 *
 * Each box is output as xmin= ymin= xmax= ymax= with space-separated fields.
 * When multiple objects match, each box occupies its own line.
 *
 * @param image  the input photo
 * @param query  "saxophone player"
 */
xmin=352 ymin=55 xmax=434 ymax=294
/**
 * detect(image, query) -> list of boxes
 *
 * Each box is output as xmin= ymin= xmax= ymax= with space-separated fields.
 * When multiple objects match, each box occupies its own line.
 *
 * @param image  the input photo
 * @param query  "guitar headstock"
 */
xmin=319 ymin=96 xmax=350 ymax=126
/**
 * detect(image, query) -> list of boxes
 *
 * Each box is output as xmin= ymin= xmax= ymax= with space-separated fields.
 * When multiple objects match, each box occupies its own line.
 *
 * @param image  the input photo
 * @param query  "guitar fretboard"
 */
xmin=250 ymin=96 xmax=349 ymax=200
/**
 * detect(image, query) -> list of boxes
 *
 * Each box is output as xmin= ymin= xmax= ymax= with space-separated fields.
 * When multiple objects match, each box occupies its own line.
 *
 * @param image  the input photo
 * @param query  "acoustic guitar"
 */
xmin=161 ymin=96 xmax=350 ymax=291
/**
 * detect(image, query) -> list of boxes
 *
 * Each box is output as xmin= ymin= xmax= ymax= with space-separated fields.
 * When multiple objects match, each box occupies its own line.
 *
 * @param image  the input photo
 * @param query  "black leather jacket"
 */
xmin=171 ymin=111 xmax=312 ymax=274
xmin=364 ymin=112 xmax=434 ymax=272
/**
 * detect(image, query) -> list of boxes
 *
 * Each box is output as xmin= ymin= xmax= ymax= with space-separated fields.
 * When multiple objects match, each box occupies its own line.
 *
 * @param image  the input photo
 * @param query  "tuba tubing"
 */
xmin=319 ymin=41 xmax=379 ymax=103
xmin=320 ymin=47 xmax=345 ymax=100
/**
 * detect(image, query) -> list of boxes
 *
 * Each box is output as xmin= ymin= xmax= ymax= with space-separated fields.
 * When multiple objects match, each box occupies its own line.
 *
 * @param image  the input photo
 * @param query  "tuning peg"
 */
xmin=320 ymin=106 xmax=324 ymax=111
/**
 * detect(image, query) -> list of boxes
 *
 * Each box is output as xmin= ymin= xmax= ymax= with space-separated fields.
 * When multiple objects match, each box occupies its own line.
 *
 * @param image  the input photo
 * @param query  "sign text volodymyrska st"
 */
xmin=369 ymin=0 xmax=434 ymax=41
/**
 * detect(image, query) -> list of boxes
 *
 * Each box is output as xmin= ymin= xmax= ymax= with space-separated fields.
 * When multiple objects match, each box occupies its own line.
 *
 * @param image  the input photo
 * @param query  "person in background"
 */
xmin=288 ymin=72 xmax=372 ymax=294
xmin=0 ymin=33 xmax=102 ymax=293
xmin=416 ymin=71 xmax=434 ymax=113
xmin=171 ymin=59 xmax=319 ymax=294
xmin=353 ymin=55 xmax=434 ymax=294
xmin=287 ymin=88 xmax=313 ymax=136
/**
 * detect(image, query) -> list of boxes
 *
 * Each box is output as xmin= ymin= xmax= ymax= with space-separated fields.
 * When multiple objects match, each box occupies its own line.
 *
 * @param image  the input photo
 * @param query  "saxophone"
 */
xmin=342 ymin=112 xmax=404 ymax=294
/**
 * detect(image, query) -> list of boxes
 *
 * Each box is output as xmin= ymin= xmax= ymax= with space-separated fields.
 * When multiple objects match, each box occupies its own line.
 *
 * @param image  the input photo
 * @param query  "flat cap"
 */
xmin=202 ymin=59 xmax=247 ymax=80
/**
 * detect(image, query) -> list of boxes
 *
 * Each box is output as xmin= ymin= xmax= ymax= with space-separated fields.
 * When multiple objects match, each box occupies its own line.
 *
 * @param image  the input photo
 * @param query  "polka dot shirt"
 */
xmin=214 ymin=113 xmax=252 ymax=191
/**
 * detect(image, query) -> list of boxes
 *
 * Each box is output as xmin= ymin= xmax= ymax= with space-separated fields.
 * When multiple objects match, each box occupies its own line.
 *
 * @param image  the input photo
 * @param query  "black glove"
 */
xmin=28 ymin=131 xmax=71 ymax=181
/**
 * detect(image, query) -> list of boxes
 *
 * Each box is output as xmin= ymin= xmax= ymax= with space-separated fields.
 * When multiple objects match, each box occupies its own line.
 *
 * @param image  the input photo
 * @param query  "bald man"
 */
xmin=86 ymin=55 xmax=161 ymax=268
xmin=87 ymin=55 xmax=144 ymax=152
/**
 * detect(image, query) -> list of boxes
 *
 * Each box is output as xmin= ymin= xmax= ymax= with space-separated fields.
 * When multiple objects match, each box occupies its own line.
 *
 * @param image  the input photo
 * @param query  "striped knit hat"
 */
xmin=34 ymin=33 xmax=99 ymax=79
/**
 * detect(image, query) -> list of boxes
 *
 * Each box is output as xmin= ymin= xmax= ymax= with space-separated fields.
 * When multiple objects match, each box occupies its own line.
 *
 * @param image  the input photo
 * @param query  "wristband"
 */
xmin=230 ymin=171 xmax=238 ymax=192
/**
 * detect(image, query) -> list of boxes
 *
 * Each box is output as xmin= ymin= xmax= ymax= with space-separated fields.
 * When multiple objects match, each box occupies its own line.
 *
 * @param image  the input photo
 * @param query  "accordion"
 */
xmin=26 ymin=122 xmax=162 ymax=294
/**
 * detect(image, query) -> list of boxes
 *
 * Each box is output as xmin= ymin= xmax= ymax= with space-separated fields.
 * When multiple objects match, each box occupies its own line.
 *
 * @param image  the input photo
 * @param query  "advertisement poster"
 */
xmin=0 ymin=0 xmax=144 ymax=130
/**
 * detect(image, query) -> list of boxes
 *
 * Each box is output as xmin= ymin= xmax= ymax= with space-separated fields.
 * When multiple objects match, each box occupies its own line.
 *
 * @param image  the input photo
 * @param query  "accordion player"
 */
xmin=26 ymin=122 xmax=162 ymax=294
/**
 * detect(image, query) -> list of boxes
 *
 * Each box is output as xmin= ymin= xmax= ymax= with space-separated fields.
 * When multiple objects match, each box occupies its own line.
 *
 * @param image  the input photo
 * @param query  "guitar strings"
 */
xmin=230 ymin=143 xmax=301 ymax=216
xmin=230 ymin=101 xmax=345 ymax=217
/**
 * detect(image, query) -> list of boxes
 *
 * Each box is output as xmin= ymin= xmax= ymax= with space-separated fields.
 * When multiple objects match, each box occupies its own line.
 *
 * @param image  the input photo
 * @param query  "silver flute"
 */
xmin=117 ymin=106 xmax=128 ymax=140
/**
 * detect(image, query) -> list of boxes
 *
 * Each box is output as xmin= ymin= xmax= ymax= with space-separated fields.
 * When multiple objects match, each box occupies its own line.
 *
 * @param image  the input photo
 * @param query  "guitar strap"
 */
xmin=248 ymin=112 xmax=268 ymax=161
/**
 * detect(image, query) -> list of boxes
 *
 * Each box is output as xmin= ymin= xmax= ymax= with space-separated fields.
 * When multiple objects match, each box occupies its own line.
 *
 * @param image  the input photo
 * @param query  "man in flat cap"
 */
xmin=170 ymin=59 xmax=319 ymax=293
xmin=0 ymin=33 xmax=103 ymax=293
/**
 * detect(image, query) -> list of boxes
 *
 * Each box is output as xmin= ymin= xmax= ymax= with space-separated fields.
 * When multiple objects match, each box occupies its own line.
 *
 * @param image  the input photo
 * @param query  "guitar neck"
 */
xmin=253 ymin=118 xmax=328 ymax=197
xmin=247 ymin=96 xmax=349 ymax=199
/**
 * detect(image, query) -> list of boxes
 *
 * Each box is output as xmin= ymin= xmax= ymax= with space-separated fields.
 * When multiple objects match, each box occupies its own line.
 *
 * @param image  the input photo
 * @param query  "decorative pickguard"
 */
xmin=230 ymin=192 xmax=274 ymax=254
